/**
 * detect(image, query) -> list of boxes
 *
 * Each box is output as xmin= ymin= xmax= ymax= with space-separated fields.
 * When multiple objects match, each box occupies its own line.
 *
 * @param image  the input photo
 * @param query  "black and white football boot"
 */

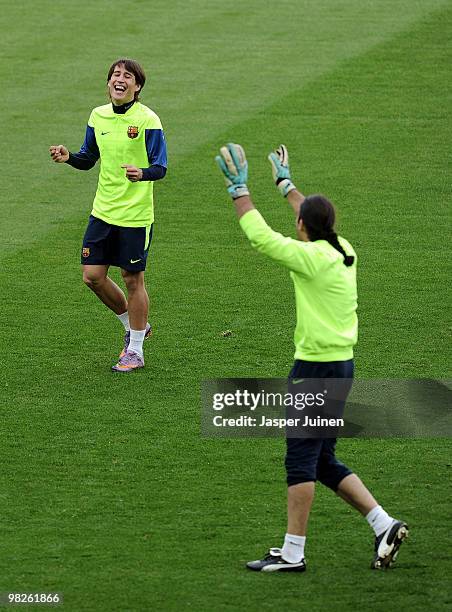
xmin=246 ymin=548 xmax=307 ymax=572
xmin=372 ymin=520 xmax=409 ymax=569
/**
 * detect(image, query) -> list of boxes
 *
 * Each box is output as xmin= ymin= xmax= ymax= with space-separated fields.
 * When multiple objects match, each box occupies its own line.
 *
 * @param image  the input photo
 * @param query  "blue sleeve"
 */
xmin=141 ymin=165 xmax=167 ymax=181
xmin=140 ymin=129 xmax=167 ymax=181
xmin=145 ymin=129 xmax=167 ymax=168
xmin=66 ymin=125 xmax=99 ymax=170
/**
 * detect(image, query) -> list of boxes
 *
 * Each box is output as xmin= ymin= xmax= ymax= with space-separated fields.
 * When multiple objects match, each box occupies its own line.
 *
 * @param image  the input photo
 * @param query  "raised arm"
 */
xmin=286 ymin=188 xmax=305 ymax=216
xmin=215 ymin=143 xmax=317 ymax=276
xmin=215 ymin=142 xmax=305 ymax=219
xmin=268 ymin=144 xmax=305 ymax=216
xmin=215 ymin=143 xmax=255 ymax=219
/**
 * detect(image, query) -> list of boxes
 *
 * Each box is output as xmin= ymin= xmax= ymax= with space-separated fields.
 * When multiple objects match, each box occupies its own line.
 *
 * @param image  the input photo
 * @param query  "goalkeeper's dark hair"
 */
xmin=298 ymin=195 xmax=354 ymax=266
xmin=107 ymin=58 xmax=146 ymax=101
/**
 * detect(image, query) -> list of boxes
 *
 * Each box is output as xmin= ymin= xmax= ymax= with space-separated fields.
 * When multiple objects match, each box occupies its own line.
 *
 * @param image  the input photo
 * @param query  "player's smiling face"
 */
xmin=108 ymin=64 xmax=140 ymax=105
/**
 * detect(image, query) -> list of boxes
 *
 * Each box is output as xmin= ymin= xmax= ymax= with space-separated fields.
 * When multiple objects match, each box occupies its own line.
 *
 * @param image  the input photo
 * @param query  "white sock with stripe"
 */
xmin=281 ymin=533 xmax=306 ymax=563
xmin=366 ymin=505 xmax=394 ymax=536
xmin=128 ymin=329 xmax=146 ymax=357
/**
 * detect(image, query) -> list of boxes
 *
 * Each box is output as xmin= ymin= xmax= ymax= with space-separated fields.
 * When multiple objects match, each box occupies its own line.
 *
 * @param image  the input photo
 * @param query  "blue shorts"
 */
xmin=285 ymin=359 xmax=354 ymax=490
xmin=81 ymin=215 xmax=153 ymax=272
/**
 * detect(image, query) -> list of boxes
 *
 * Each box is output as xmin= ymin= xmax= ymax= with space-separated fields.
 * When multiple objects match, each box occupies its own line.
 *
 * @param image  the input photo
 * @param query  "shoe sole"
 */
xmin=246 ymin=560 xmax=306 ymax=572
xmin=261 ymin=564 xmax=306 ymax=573
xmin=373 ymin=524 xmax=409 ymax=569
xmin=111 ymin=365 xmax=144 ymax=373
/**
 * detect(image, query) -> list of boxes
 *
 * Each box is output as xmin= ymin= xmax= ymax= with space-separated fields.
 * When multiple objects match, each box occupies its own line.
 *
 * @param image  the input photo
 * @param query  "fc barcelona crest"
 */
xmin=127 ymin=125 xmax=139 ymax=139
xmin=82 ymin=247 xmax=90 ymax=258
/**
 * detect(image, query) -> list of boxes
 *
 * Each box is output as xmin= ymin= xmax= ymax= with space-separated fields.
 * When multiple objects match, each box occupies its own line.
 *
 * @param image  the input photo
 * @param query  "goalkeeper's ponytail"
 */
xmin=298 ymin=195 xmax=354 ymax=267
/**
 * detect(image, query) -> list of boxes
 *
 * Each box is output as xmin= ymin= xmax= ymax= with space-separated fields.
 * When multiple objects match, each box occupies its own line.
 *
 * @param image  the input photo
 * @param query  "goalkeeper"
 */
xmin=215 ymin=143 xmax=408 ymax=572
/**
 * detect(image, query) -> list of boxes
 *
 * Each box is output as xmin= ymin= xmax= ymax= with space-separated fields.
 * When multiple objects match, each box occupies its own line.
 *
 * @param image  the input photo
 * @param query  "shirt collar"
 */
xmin=112 ymin=100 xmax=136 ymax=114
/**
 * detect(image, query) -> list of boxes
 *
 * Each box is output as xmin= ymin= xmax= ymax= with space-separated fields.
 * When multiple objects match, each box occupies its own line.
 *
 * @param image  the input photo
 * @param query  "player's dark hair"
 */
xmin=107 ymin=58 xmax=146 ymax=101
xmin=298 ymin=195 xmax=354 ymax=266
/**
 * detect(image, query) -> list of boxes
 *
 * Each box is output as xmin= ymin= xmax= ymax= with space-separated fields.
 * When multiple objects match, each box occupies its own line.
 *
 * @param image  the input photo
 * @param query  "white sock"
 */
xmin=366 ymin=505 xmax=394 ymax=536
xmin=281 ymin=533 xmax=306 ymax=563
xmin=117 ymin=311 xmax=130 ymax=331
xmin=128 ymin=329 xmax=146 ymax=356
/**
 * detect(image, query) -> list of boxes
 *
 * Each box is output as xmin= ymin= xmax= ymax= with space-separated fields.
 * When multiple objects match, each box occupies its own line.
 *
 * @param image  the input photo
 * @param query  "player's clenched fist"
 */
xmin=49 ymin=145 xmax=69 ymax=163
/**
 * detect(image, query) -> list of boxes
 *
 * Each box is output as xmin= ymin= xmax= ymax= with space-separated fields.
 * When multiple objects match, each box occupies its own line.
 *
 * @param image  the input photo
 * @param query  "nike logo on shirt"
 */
xmin=130 ymin=258 xmax=141 ymax=264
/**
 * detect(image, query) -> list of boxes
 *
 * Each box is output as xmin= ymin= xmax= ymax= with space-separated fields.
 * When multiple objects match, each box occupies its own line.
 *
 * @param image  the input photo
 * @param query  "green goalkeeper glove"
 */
xmin=215 ymin=143 xmax=250 ymax=200
xmin=268 ymin=144 xmax=296 ymax=197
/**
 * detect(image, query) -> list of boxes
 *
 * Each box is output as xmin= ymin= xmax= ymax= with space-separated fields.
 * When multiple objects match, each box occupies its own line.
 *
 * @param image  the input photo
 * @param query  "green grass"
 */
xmin=0 ymin=1 xmax=451 ymax=610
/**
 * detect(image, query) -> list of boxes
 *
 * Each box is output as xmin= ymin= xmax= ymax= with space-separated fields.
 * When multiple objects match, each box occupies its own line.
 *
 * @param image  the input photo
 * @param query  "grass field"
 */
xmin=0 ymin=1 xmax=451 ymax=610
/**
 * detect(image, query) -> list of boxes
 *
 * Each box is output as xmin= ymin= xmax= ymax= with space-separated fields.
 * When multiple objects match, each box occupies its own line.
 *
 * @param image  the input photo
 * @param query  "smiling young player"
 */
xmin=216 ymin=143 xmax=409 ymax=572
xmin=50 ymin=58 xmax=167 ymax=372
